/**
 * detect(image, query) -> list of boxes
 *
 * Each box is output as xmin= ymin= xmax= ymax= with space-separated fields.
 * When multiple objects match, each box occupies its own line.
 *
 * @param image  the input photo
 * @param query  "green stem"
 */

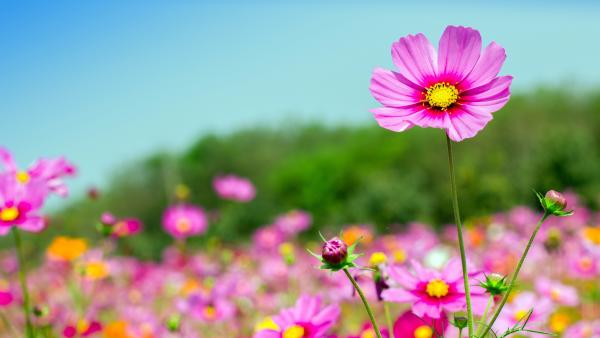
xmin=13 ymin=229 xmax=34 ymax=338
xmin=459 ymin=328 xmax=464 ymax=338
xmin=478 ymin=212 xmax=550 ymax=338
xmin=475 ymin=295 xmax=494 ymax=337
xmin=383 ymin=301 xmax=394 ymax=338
xmin=445 ymin=134 xmax=474 ymax=337
xmin=343 ymin=268 xmax=383 ymax=338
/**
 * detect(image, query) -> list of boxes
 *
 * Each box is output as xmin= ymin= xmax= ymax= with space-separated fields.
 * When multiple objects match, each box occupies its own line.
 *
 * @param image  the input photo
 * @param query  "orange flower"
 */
xmin=46 ymin=237 xmax=88 ymax=262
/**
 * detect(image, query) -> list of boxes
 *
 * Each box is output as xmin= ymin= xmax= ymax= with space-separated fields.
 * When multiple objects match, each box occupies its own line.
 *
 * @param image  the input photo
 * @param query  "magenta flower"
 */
xmin=213 ymin=174 xmax=256 ymax=202
xmin=369 ymin=25 xmax=512 ymax=141
xmin=274 ymin=210 xmax=312 ymax=236
xmin=0 ymin=147 xmax=75 ymax=197
xmin=493 ymin=292 xmax=554 ymax=334
xmin=0 ymin=174 xmax=47 ymax=235
xmin=381 ymin=259 xmax=487 ymax=318
xmin=112 ymin=217 xmax=143 ymax=238
xmin=162 ymin=204 xmax=208 ymax=239
xmin=393 ymin=310 xmax=448 ymax=338
xmin=534 ymin=277 xmax=579 ymax=307
xmin=254 ymin=295 xmax=340 ymax=338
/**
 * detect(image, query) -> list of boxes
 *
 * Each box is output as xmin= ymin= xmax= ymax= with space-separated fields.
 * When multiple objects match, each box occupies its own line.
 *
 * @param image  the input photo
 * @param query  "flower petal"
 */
xmin=370 ymin=68 xmax=422 ymax=108
xmin=445 ymin=107 xmax=493 ymax=142
xmin=391 ymin=33 xmax=437 ymax=86
xmin=387 ymin=265 xmax=419 ymax=289
xmin=412 ymin=300 xmax=442 ymax=319
xmin=382 ymin=288 xmax=417 ymax=303
xmin=462 ymin=42 xmax=507 ymax=88
xmin=438 ymin=26 xmax=482 ymax=82
xmin=370 ymin=107 xmax=417 ymax=132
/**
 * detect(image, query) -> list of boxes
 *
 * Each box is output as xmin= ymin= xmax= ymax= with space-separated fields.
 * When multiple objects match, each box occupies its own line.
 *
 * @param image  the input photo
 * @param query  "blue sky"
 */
xmin=1 ymin=1 xmax=599 ymax=198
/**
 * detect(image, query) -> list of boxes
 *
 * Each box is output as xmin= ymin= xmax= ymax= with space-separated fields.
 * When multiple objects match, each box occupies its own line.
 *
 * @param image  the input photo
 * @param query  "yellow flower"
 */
xmin=84 ymin=261 xmax=109 ymax=280
xmin=368 ymin=252 xmax=387 ymax=266
xmin=46 ymin=237 xmax=88 ymax=262
xmin=103 ymin=321 xmax=131 ymax=338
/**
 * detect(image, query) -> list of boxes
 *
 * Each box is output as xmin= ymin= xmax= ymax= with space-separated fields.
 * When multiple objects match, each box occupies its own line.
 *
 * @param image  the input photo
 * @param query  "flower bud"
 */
xmin=166 ymin=314 xmax=181 ymax=332
xmin=479 ymin=273 xmax=509 ymax=296
xmin=452 ymin=315 xmax=468 ymax=329
xmin=537 ymin=190 xmax=573 ymax=217
xmin=321 ymin=237 xmax=348 ymax=265
xmin=545 ymin=190 xmax=567 ymax=211
xmin=100 ymin=212 xmax=116 ymax=226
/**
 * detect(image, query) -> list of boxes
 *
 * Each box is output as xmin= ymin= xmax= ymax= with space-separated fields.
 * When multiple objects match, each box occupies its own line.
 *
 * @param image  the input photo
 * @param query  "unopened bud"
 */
xmin=545 ymin=190 xmax=567 ymax=211
xmin=321 ymin=237 xmax=348 ymax=265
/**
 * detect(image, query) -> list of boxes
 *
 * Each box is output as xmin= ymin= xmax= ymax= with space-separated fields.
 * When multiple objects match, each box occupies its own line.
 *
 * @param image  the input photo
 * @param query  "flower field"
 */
xmin=1 ymin=18 xmax=600 ymax=338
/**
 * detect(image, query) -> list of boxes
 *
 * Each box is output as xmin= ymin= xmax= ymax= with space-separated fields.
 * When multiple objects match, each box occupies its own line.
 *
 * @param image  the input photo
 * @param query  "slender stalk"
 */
xmin=445 ymin=134 xmax=474 ymax=337
xmin=459 ymin=328 xmax=464 ymax=338
xmin=343 ymin=268 xmax=383 ymax=338
xmin=13 ymin=229 xmax=34 ymax=338
xmin=478 ymin=212 xmax=550 ymax=337
xmin=383 ymin=301 xmax=395 ymax=338
xmin=475 ymin=295 xmax=494 ymax=337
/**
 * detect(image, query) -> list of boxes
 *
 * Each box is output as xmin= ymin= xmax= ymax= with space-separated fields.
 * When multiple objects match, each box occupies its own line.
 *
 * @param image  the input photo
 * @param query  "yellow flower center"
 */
xmin=175 ymin=218 xmax=191 ymax=233
xmin=549 ymin=313 xmax=570 ymax=333
xmin=425 ymin=82 xmax=459 ymax=110
xmin=369 ymin=252 xmax=387 ymax=266
xmin=203 ymin=305 xmax=217 ymax=319
xmin=283 ymin=324 xmax=305 ymax=338
xmin=514 ymin=309 xmax=529 ymax=321
xmin=426 ymin=278 xmax=449 ymax=298
xmin=361 ymin=329 xmax=376 ymax=338
xmin=16 ymin=171 xmax=30 ymax=184
xmin=583 ymin=227 xmax=600 ymax=245
xmin=279 ymin=242 xmax=294 ymax=256
xmin=0 ymin=207 xmax=19 ymax=222
xmin=85 ymin=261 xmax=109 ymax=280
xmin=550 ymin=288 xmax=561 ymax=302
xmin=579 ymin=257 xmax=593 ymax=271
xmin=254 ymin=317 xmax=280 ymax=332
xmin=414 ymin=325 xmax=433 ymax=338
xmin=393 ymin=249 xmax=406 ymax=263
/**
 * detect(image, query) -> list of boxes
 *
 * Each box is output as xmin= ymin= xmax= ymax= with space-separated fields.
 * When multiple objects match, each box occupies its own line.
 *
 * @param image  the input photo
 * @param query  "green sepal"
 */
xmin=307 ymin=240 xmax=363 ymax=272
xmin=535 ymin=191 xmax=573 ymax=217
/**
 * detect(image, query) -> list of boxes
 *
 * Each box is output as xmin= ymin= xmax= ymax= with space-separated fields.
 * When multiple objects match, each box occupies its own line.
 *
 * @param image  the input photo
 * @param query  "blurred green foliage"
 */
xmin=17 ymin=88 xmax=600 ymax=259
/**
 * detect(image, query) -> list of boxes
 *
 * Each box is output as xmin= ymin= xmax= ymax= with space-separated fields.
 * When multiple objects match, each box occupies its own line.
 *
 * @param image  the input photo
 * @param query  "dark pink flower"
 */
xmin=162 ymin=204 xmax=208 ymax=239
xmin=393 ymin=310 xmax=448 ymax=338
xmin=370 ymin=26 xmax=512 ymax=141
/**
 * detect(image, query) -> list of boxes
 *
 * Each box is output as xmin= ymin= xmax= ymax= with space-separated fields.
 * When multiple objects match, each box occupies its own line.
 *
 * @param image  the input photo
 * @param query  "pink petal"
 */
xmin=17 ymin=216 xmax=45 ymax=233
xmin=438 ymin=26 xmax=482 ymax=82
xmin=412 ymin=300 xmax=442 ymax=319
xmin=387 ymin=265 xmax=419 ymax=289
xmin=391 ymin=33 xmax=437 ymax=86
xmin=0 ymin=147 xmax=17 ymax=172
xmin=445 ymin=107 xmax=493 ymax=142
xmin=370 ymin=68 xmax=422 ymax=108
xmin=370 ymin=107 xmax=417 ymax=132
xmin=442 ymin=259 xmax=463 ymax=283
xmin=462 ymin=42 xmax=506 ymax=88
xmin=381 ymin=288 xmax=417 ymax=303
xmin=462 ymin=76 xmax=513 ymax=103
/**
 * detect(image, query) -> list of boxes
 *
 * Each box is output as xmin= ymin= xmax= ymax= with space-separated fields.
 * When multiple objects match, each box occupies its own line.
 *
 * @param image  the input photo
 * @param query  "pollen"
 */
xmin=360 ymin=329 xmax=376 ymax=338
xmin=283 ymin=324 xmax=305 ymax=338
xmin=425 ymin=82 xmax=459 ymax=110
xmin=414 ymin=325 xmax=433 ymax=338
xmin=16 ymin=171 xmax=30 ymax=184
xmin=0 ymin=207 xmax=19 ymax=222
xmin=203 ymin=305 xmax=217 ymax=320
xmin=368 ymin=252 xmax=387 ymax=266
xmin=426 ymin=278 xmax=449 ymax=298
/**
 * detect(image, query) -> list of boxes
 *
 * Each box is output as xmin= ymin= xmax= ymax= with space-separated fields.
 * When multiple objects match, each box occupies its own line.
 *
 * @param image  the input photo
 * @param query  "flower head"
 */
xmin=213 ymin=175 xmax=256 ymax=202
xmin=162 ymin=204 xmax=208 ymax=239
xmin=311 ymin=236 xmax=360 ymax=272
xmin=46 ymin=236 xmax=88 ymax=262
xmin=369 ymin=26 xmax=512 ymax=141
xmin=382 ymin=259 xmax=487 ymax=318
xmin=393 ymin=310 xmax=448 ymax=338
xmin=253 ymin=295 xmax=340 ymax=338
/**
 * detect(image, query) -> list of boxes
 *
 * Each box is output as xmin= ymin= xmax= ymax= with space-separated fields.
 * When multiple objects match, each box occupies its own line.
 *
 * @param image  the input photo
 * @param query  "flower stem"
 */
xmin=13 ymin=229 xmax=34 ymax=338
xmin=475 ymin=295 xmax=494 ymax=337
xmin=343 ymin=268 xmax=383 ymax=338
xmin=445 ymin=134 xmax=474 ymax=337
xmin=478 ymin=212 xmax=550 ymax=337
xmin=384 ymin=301 xmax=395 ymax=338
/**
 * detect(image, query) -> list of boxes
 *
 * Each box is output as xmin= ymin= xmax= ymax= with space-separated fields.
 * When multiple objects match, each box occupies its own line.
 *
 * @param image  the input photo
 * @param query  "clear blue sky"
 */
xmin=1 ymin=1 xmax=599 ymax=197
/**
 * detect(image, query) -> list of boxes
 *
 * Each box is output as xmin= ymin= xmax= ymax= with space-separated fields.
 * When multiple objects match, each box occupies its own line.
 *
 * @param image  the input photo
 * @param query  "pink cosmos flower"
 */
xmin=0 ymin=147 xmax=75 ymax=197
xmin=274 ymin=210 xmax=312 ymax=236
xmin=381 ymin=259 xmax=487 ymax=318
xmin=162 ymin=204 xmax=208 ymax=239
xmin=393 ymin=310 xmax=448 ymax=338
xmin=254 ymin=295 xmax=340 ymax=338
xmin=0 ymin=174 xmax=47 ymax=235
xmin=563 ymin=320 xmax=600 ymax=338
xmin=493 ymin=292 xmax=554 ymax=335
xmin=213 ymin=174 xmax=256 ymax=202
xmin=347 ymin=322 xmax=389 ymax=338
xmin=534 ymin=277 xmax=579 ymax=307
xmin=369 ymin=26 xmax=512 ymax=141
xmin=112 ymin=218 xmax=143 ymax=238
